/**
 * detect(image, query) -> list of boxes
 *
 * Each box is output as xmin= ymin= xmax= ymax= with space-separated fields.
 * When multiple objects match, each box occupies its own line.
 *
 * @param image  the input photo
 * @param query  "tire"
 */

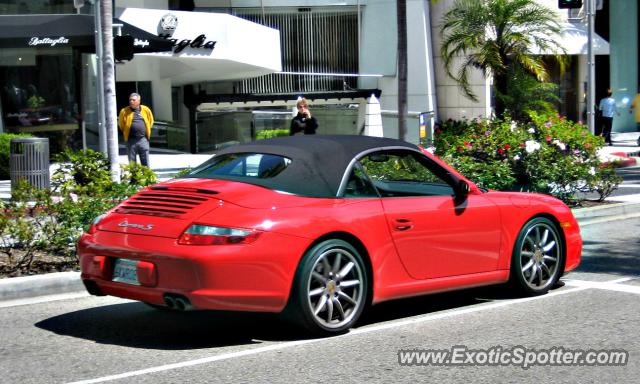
xmin=509 ymin=217 xmax=564 ymax=296
xmin=286 ymin=239 xmax=368 ymax=335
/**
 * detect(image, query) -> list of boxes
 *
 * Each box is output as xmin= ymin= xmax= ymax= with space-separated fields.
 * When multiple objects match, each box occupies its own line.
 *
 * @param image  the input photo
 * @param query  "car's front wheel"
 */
xmin=510 ymin=217 xmax=564 ymax=295
xmin=287 ymin=239 xmax=368 ymax=335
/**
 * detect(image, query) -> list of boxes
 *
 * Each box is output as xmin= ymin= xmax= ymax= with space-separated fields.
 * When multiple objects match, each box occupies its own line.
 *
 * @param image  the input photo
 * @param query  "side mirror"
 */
xmin=454 ymin=180 xmax=470 ymax=196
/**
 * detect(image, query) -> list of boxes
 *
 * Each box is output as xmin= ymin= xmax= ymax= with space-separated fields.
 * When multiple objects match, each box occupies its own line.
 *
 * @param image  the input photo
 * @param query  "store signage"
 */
xmin=158 ymin=33 xmax=217 ymax=54
xmin=28 ymin=37 xmax=69 ymax=47
xmin=134 ymin=38 xmax=150 ymax=48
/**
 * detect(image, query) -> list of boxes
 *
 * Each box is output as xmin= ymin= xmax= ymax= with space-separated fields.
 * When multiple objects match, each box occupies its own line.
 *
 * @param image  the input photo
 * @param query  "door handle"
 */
xmin=394 ymin=219 xmax=413 ymax=231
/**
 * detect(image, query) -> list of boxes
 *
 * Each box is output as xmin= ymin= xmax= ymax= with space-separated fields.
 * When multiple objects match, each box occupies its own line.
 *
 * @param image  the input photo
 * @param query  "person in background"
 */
xmin=290 ymin=98 xmax=318 ymax=135
xmin=597 ymin=89 xmax=618 ymax=146
xmin=629 ymin=89 xmax=640 ymax=146
xmin=118 ymin=92 xmax=154 ymax=166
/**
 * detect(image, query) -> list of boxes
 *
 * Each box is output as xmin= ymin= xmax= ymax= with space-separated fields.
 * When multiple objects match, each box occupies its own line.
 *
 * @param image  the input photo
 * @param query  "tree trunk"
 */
xmin=101 ymin=0 xmax=120 ymax=182
xmin=397 ymin=0 xmax=408 ymax=141
xmin=493 ymin=73 xmax=508 ymax=118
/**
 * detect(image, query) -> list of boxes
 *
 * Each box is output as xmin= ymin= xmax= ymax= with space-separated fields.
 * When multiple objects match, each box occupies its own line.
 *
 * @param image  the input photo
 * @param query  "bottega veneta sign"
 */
xmin=28 ymin=37 xmax=69 ymax=47
xmin=158 ymin=33 xmax=216 ymax=53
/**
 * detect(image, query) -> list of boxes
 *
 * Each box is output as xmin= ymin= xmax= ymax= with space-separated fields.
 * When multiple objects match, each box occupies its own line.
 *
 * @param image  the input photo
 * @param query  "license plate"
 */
xmin=112 ymin=258 xmax=140 ymax=285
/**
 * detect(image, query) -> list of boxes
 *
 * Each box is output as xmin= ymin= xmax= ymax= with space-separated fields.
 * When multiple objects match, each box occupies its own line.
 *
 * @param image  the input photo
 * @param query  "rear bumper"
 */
xmin=78 ymin=230 xmax=308 ymax=312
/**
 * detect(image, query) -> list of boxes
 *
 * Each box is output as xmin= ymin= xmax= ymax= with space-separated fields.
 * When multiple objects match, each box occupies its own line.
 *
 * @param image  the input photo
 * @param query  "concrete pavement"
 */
xmin=1 ymin=145 xmax=640 ymax=303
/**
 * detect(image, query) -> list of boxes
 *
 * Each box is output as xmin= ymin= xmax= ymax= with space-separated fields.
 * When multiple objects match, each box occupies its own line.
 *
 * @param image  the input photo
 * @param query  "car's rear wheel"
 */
xmin=510 ymin=217 xmax=564 ymax=295
xmin=287 ymin=239 xmax=368 ymax=335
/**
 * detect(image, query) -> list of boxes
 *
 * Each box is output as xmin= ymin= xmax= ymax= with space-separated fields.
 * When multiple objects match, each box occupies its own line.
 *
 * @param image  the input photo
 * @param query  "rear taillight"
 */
xmin=87 ymin=214 xmax=106 ymax=234
xmin=178 ymin=224 xmax=261 ymax=245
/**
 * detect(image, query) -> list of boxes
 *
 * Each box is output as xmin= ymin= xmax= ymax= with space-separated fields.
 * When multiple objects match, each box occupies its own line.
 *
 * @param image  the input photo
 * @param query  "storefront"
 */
xmin=0 ymin=14 xmax=95 ymax=152
xmin=0 ymin=8 xmax=283 ymax=154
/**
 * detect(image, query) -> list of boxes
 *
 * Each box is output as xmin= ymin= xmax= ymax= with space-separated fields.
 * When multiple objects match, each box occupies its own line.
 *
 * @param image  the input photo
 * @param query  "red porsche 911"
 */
xmin=79 ymin=135 xmax=582 ymax=334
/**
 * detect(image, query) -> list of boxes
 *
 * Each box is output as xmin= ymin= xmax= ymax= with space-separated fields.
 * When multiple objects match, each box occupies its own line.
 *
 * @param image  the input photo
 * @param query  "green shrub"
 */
xmin=434 ymin=112 xmax=622 ymax=204
xmin=256 ymin=129 xmax=290 ymax=140
xmin=51 ymin=148 xmax=112 ymax=195
xmin=121 ymin=162 xmax=157 ymax=187
xmin=0 ymin=133 xmax=34 ymax=179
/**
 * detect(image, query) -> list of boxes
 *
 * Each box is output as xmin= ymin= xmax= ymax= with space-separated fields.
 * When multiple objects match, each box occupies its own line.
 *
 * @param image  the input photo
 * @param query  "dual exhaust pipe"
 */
xmin=163 ymin=294 xmax=193 ymax=311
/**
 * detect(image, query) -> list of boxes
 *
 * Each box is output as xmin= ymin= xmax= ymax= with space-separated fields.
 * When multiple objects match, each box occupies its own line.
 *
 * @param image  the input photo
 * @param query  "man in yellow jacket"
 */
xmin=118 ymin=92 xmax=154 ymax=166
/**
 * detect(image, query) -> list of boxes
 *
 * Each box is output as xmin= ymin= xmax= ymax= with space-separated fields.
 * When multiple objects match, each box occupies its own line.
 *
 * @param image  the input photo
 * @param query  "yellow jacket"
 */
xmin=118 ymin=105 xmax=154 ymax=141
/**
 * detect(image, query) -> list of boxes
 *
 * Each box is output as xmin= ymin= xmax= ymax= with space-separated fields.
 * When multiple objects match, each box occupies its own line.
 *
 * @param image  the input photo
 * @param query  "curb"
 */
xmin=0 ymin=271 xmax=83 ymax=302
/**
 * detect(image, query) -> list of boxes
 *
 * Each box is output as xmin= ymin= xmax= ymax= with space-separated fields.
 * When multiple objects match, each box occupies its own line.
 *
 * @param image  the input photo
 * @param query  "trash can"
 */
xmin=9 ymin=137 xmax=50 ymax=190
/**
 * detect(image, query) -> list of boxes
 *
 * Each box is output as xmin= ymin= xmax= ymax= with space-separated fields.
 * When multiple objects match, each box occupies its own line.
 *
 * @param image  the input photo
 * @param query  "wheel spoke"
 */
xmin=322 ymin=256 xmax=331 ymax=277
xmin=543 ymin=255 xmax=557 ymax=263
xmin=537 ymin=266 xmax=544 ymax=286
xmin=522 ymin=259 xmax=534 ymax=273
xmin=338 ymin=291 xmax=357 ymax=306
xmin=326 ymin=295 xmax=334 ymax=322
xmin=309 ymin=287 xmax=324 ymax=297
xmin=338 ymin=261 xmax=355 ymax=279
xmin=314 ymin=295 xmax=328 ymax=315
xmin=527 ymin=264 xmax=538 ymax=284
xmin=542 ymin=241 xmax=556 ymax=253
xmin=332 ymin=252 xmax=343 ymax=274
xmin=333 ymin=297 xmax=345 ymax=320
xmin=312 ymin=271 xmax=326 ymax=284
xmin=339 ymin=279 xmax=361 ymax=288
xmin=540 ymin=263 xmax=551 ymax=279
xmin=541 ymin=228 xmax=549 ymax=245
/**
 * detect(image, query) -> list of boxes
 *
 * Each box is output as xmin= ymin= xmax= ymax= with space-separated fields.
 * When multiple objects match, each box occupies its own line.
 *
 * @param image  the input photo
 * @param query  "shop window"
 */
xmin=0 ymin=47 xmax=80 ymax=153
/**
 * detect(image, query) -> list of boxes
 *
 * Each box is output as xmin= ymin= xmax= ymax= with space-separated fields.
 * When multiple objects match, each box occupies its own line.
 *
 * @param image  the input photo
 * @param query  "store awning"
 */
xmin=114 ymin=18 xmax=174 ymax=55
xmin=0 ymin=14 xmax=95 ymax=48
xmin=115 ymin=8 xmax=282 ymax=85
xmin=531 ymin=22 xmax=610 ymax=55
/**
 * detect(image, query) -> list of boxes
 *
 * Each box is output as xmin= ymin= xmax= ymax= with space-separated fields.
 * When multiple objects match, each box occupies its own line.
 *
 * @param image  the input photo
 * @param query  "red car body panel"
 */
xmin=79 ymin=137 xmax=582 ymax=314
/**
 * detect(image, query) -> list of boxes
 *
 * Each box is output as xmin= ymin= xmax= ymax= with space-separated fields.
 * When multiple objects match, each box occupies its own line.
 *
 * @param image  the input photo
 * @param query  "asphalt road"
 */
xmin=1 ymin=217 xmax=638 ymax=384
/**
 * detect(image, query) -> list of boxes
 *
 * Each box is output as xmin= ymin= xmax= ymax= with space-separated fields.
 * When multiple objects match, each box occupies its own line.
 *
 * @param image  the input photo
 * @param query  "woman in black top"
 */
xmin=290 ymin=98 xmax=318 ymax=135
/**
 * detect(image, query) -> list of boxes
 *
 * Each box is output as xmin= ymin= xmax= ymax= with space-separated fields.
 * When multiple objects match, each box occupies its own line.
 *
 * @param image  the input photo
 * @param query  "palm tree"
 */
xmin=440 ymin=0 xmax=566 ymax=117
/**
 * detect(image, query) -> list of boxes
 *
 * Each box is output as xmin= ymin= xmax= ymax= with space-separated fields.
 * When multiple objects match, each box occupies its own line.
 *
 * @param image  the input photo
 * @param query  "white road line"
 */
xmin=66 ymin=285 xmax=590 ymax=384
xmin=0 ymin=292 xmax=89 ymax=309
xmin=564 ymin=277 xmax=640 ymax=294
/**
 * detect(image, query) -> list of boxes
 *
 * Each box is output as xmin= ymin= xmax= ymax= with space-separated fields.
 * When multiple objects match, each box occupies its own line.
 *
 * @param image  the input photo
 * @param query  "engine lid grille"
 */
xmin=115 ymin=189 xmax=215 ymax=217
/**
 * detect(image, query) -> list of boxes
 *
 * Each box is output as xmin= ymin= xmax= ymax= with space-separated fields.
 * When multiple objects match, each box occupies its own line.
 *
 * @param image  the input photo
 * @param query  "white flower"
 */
xmin=69 ymin=193 xmax=78 ymax=203
xmin=528 ymin=127 xmax=536 ymax=134
xmin=525 ymin=140 xmax=541 ymax=153
xmin=510 ymin=121 xmax=517 ymax=132
xmin=589 ymin=167 xmax=596 ymax=175
xmin=552 ymin=139 xmax=566 ymax=151
xmin=513 ymin=155 xmax=521 ymax=161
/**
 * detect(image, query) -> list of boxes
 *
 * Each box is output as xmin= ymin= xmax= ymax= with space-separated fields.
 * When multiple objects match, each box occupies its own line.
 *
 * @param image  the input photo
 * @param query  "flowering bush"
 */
xmin=434 ymin=112 xmax=622 ymax=204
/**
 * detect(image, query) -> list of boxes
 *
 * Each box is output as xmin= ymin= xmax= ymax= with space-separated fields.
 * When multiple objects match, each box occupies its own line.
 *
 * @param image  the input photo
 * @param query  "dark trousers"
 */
xmin=127 ymin=137 xmax=149 ymax=167
xmin=601 ymin=116 xmax=613 ymax=145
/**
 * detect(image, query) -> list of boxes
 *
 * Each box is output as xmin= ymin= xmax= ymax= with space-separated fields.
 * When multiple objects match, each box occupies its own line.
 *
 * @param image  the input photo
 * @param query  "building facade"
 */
xmin=0 ymin=0 xmax=636 ymax=155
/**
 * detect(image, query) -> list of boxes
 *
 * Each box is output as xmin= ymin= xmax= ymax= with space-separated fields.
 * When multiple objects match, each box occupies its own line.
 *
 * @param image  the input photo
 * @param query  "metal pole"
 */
xmin=93 ymin=0 xmax=107 ymax=153
xmin=587 ymin=0 xmax=595 ymax=134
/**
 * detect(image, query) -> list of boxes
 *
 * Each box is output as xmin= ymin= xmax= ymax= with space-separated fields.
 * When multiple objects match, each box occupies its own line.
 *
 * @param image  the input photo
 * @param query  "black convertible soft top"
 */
xmin=210 ymin=135 xmax=419 ymax=197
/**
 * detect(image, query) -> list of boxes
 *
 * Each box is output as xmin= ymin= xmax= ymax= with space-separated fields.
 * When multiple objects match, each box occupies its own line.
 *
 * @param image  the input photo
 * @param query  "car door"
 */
xmin=358 ymin=150 xmax=502 ymax=280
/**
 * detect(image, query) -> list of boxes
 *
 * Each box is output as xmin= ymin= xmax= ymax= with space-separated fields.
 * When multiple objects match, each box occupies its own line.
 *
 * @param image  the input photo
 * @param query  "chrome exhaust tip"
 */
xmin=174 ymin=297 xmax=193 ymax=311
xmin=164 ymin=295 xmax=176 ymax=309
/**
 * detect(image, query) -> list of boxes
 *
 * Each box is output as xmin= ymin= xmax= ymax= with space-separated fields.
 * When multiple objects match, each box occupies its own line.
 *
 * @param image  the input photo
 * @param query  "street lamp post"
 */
xmin=587 ymin=0 xmax=595 ymax=134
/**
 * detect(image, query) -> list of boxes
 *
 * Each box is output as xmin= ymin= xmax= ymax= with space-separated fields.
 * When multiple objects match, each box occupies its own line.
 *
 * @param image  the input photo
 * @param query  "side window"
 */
xmin=344 ymin=165 xmax=379 ymax=198
xmin=359 ymin=151 xmax=454 ymax=197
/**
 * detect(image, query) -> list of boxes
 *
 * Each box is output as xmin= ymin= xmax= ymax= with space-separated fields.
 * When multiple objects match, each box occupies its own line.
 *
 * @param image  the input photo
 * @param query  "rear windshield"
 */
xmin=186 ymin=153 xmax=292 ymax=180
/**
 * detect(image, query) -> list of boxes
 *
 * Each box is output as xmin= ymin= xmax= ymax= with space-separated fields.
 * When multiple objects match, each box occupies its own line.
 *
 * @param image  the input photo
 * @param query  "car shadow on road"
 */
xmin=35 ymin=302 xmax=311 ymax=350
xmin=34 ymin=284 xmax=571 ymax=350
